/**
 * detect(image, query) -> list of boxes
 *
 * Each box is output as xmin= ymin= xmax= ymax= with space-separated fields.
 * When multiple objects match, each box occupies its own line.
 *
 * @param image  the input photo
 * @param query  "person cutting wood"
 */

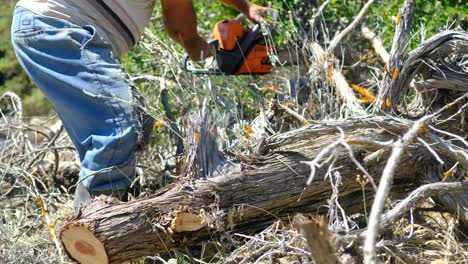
xmin=11 ymin=0 xmax=268 ymax=210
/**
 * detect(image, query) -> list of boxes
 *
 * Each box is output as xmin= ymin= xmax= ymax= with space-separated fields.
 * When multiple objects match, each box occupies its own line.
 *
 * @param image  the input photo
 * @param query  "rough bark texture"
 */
xmin=309 ymin=42 xmax=365 ymax=115
xmin=293 ymin=215 xmax=339 ymax=264
xmin=376 ymin=0 xmax=415 ymax=110
xmin=361 ymin=27 xmax=389 ymax=68
xmin=60 ymin=117 xmax=467 ymax=263
xmin=377 ymin=28 xmax=468 ymax=111
xmin=59 ymin=17 xmax=468 ymax=261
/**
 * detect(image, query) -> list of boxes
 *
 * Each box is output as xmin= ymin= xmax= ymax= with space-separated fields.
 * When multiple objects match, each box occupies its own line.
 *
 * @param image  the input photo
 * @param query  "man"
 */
xmin=11 ymin=0 xmax=268 ymax=209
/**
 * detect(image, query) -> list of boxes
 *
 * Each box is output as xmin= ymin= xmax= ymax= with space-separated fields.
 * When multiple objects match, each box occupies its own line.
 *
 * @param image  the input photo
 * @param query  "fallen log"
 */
xmin=60 ymin=116 xmax=467 ymax=263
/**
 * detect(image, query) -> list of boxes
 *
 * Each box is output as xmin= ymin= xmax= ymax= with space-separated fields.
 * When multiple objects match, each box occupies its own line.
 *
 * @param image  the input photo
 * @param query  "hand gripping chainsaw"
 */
xmin=180 ymin=10 xmax=278 ymax=75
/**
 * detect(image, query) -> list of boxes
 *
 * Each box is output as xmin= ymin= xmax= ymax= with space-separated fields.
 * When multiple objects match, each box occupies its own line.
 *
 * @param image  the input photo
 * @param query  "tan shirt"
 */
xmin=17 ymin=0 xmax=156 ymax=58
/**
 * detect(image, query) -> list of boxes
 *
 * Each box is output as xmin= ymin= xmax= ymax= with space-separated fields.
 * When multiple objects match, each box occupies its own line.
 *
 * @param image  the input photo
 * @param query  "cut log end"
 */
xmin=171 ymin=212 xmax=206 ymax=232
xmin=61 ymin=225 xmax=108 ymax=264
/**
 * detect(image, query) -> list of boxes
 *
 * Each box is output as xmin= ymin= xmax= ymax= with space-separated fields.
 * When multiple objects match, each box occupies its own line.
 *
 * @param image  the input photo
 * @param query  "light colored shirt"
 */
xmin=17 ymin=0 xmax=156 ymax=57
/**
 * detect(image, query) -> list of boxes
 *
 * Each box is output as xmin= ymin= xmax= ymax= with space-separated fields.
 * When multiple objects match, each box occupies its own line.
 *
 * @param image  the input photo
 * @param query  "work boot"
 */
xmin=73 ymin=182 xmax=129 ymax=211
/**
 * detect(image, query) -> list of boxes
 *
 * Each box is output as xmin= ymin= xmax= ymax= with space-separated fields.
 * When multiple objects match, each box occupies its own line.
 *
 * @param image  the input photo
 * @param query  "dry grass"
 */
xmin=1 ymin=2 xmax=467 ymax=263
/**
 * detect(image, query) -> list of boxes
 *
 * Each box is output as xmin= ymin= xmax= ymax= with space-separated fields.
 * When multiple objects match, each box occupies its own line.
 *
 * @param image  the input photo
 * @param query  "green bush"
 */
xmin=1 ymin=0 xmax=466 ymax=117
xmin=0 ymin=0 xmax=53 ymax=116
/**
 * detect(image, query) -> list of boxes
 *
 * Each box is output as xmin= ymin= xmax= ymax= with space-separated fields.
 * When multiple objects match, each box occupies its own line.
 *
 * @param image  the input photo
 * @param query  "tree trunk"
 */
xmin=60 ymin=117 xmax=467 ymax=263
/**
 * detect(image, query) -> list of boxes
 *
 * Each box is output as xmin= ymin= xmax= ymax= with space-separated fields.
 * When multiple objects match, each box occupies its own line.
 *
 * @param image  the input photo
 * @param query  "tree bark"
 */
xmin=60 ymin=117 xmax=467 ymax=263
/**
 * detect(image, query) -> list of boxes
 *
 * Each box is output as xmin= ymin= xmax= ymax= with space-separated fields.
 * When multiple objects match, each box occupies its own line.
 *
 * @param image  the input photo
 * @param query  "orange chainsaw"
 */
xmin=181 ymin=11 xmax=278 ymax=75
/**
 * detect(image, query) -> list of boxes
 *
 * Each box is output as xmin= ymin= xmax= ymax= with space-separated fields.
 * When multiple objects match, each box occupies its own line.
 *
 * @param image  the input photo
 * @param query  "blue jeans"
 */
xmin=11 ymin=7 xmax=153 ymax=192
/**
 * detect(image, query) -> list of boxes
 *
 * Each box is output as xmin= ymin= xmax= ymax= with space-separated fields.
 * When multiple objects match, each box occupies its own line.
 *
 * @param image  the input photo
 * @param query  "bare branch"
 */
xmin=417 ymin=137 xmax=444 ymax=165
xmin=293 ymin=215 xmax=338 ymax=264
xmin=272 ymin=100 xmax=309 ymax=125
xmin=381 ymin=181 xmax=468 ymax=228
xmin=161 ymin=89 xmax=184 ymax=156
xmin=328 ymin=0 xmax=376 ymax=52
xmin=310 ymin=43 xmax=366 ymax=115
xmin=376 ymin=0 xmax=416 ymax=111
xmin=364 ymin=93 xmax=468 ymax=264
xmin=361 ymin=26 xmax=390 ymax=69
xmin=311 ymin=0 xmax=331 ymax=39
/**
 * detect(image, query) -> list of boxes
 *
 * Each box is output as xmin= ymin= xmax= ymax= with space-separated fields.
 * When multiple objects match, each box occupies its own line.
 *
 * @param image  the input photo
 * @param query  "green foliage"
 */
xmin=368 ymin=0 xmax=467 ymax=51
xmin=120 ymin=0 xmax=467 ymax=143
xmin=1 ymin=0 xmax=466 ymax=118
xmin=124 ymin=0 xmax=467 ymax=72
xmin=0 ymin=0 xmax=53 ymax=116
xmin=319 ymin=0 xmax=467 ymax=53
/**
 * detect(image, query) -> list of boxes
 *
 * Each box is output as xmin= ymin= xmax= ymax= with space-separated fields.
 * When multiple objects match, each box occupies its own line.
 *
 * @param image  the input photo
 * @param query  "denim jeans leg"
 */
xmin=11 ymin=7 xmax=141 ymax=192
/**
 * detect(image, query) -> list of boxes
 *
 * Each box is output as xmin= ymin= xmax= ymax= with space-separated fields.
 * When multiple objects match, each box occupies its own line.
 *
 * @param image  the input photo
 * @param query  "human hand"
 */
xmin=183 ymin=35 xmax=215 ymax=62
xmin=242 ymin=3 xmax=269 ymax=24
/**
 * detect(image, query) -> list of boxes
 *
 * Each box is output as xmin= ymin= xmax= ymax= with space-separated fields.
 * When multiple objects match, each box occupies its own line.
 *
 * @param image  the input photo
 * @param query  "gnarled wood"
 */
xmin=377 ymin=29 xmax=468 ymax=111
xmin=376 ymin=0 xmax=416 ymax=111
xmin=60 ymin=117 xmax=467 ymax=263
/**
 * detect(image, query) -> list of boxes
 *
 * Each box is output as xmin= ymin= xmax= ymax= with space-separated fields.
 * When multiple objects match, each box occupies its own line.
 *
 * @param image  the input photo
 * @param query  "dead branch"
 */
xmin=381 ymin=181 xmax=468 ymax=229
xmin=309 ymin=42 xmax=366 ymax=115
xmin=361 ymin=27 xmax=390 ymax=69
xmin=272 ymin=100 xmax=309 ymax=125
xmin=363 ymin=93 xmax=468 ymax=264
xmin=396 ymin=31 xmax=468 ymax=97
xmin=293 ymin=215 xmax=338 ymax=264
xmin=59 ymin=113 xmax=468 ymax=263
xmin=311 ymin=0 xmax=331 ymax=39
xmin=328 ymin=0 xmax=376 ymax=52
xmin=161 ymin=89 xmax=184 ymax=156
xmin=376 ymin=0 xmax=416 ymax=110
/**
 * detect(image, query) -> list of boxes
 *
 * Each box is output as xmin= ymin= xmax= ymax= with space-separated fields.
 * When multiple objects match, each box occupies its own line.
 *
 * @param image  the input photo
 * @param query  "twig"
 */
xmin=436 ymin=102 xmax=468 ymax=126
xmin=361 ymin=27 xmax=390 ymax=69
xmin=417 ymin=137 xmax=444 ymax=165
xmin=131 ymin=74 xmax=165 ymax=85
xmin=311 ymin=0 xmax=331 ymax=39
xmin=160 ymin=89 xmax=184 ymax=156
xmin=432 ymin=133 xmax=468 ymax=166
xmin=36 ymin=195 xmax=65 ymax=263
xmin=328 ymin=0 xmax=377 ymax=52
xmin=302 ymin=127 xmax=378 ymax=190
xmin=273 ymin=100 xmax=310 ymax=125
xmin=429 ymin=125 xmax=468 ymax=148
xmin=341 ymin=137 xmax=378 ymax=191
xmin=346 ymin=137 xmax=393 ymax=149
xmin=363 ymin=93 xmax=468 ymax=264
xmin=301 ymin=134 xmax=342 ymax=185
xmin=380 ymin=181 xmax=468 ymax=228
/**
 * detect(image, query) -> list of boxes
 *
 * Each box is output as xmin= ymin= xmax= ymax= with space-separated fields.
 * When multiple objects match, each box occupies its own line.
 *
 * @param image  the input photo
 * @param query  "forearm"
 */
xmin=160 ymin=0 xmax=263 ymax=60
xmin=161 ymin=0 xmax=211 ymax=60
xmin=161 ymin=0 xmax=198 ymax=45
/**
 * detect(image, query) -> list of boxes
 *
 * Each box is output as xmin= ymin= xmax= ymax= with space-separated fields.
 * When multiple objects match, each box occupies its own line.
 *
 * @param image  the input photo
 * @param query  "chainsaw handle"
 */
xmin=180 ymin=39 xmax=223 ymax=75
xmin=180 ymin=53 xmax=190 ymax=72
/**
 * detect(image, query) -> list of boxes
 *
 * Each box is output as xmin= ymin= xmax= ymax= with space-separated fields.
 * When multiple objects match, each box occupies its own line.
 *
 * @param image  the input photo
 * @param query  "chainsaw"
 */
xmin=180 ymin=10 xmax=278 ymax=75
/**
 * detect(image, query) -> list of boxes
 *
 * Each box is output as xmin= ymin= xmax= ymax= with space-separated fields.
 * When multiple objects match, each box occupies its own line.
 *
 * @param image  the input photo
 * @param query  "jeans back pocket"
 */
xmin=12 ymin=10 xmax=44 ymax=38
